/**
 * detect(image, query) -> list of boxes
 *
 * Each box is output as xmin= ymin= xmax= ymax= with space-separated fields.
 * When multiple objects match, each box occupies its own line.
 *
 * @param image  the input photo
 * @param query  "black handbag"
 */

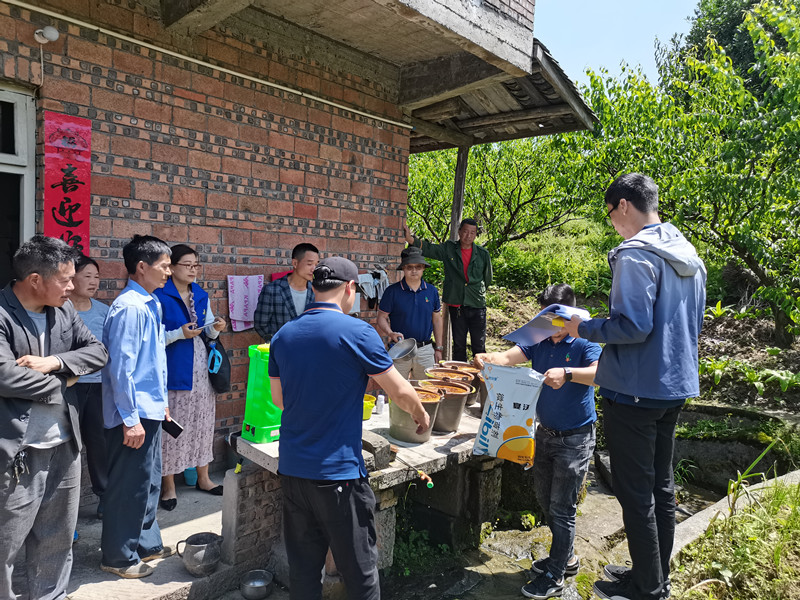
xmin=203 ymin=333 xmax=231 ymax=393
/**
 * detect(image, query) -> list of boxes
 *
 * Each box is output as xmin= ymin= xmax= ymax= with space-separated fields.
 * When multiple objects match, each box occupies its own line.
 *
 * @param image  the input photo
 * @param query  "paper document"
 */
xmin=503 ymin=303 xmax=591 ymax=347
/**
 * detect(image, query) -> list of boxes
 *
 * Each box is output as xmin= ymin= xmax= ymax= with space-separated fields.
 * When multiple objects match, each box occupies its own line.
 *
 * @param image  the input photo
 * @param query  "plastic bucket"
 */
xmin=242 ymin=344 xmax=282 ymax=443
xmin=388 ymin=387 xmax=440 ymax=443
xmin=363 ymin=394 xmax=376 ymax=420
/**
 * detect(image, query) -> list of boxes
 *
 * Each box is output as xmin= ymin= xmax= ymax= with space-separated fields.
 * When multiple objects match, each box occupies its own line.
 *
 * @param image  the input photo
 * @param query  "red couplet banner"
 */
xmin=43 ymin=111 xmax=92 ymax=254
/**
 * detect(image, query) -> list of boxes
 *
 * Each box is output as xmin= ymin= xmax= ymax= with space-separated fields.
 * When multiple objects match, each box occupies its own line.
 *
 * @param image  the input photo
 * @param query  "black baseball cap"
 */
xmin=313 ymin=256 xmax=366 ymax=294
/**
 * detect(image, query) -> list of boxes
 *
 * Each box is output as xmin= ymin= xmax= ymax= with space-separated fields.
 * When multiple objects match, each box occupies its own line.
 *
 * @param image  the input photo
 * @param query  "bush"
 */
xmin=492 ymin=220 xmax=612 ymax=297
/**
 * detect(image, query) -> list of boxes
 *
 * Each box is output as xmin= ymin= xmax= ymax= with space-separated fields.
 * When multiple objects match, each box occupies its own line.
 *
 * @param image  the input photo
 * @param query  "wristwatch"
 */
xmin=435 ymin=345 xmax=444 ymax=351
xmin=563 ymin=367 xmax=573 ymax=382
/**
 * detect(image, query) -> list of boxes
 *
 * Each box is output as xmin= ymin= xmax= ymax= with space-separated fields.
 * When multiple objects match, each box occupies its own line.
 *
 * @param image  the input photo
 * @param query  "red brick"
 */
xmin=69 ymin=37 xmax=111 ymax=66
xmin=223 ymin=81 xmax=255 ymax=107
xmin=239 ymin=125 xmax=268 ymax=145
xmin=133 ymin=13 xmax=162 ymax=41
xmin=92 ymin=88 xmax=133 ymax=114
xmin=207 ymin=192 xmax=234 ymax=210
xmin=351 ymin=181 xmax=370 ymax=197
xmin=267 ymin=200 xmax=293 ymax=216
xmin=0 ymin=14 xmax=15 ymax=40
xmin=222 ymin=156 xmax=251 ymax=178
xmin=279 ymin=168 xmax=304 ymax=187
xmin=134 ymin=98 xmax=172 ymax=123
xmin=93 ymin=175 xmax=131 ymax=198
xmin=297 ymin=71 xmax=320 ymax=94
xmin=295 ymin=138 xmax=319 ymax=157
xmin=240 ymin=196 xmax=267 ymax=214
xmin=113 ymin=219 xmax=149 ymax=239
xmin=44 ymin=78 xmax=91 ymax=106
xmin=329 ymin=176 xmax=350 ymax=194
xmin=112 ymin=136 xmax=150 ymax=159
xmin=156 ymin=63 xmax=192 ymax=89
xmin=153 ymin=223 xmax=189 ymax=242
xmin=270 ymin=62 xmax=290 ymax=85
xmin=207 ymin=39 xmax=240 ymax=67
xmin=270 ymin=132 xmax=295 ymax=153
xmin=135 ymin=181 xmax=170 ymax=202
xmin=305 ymin=172 xmax=327 ymax=189
xmin=113 ymin=49 xmax=153 ymax=78
xmin=207 ymin=116 xmax=237 ymax=138
xmin=188 ymin=150 xmax=221 ymax=172
xmin=90 ymin=218 xmax=112 ymax=237
xmin=173 ymin=107 xmax=206 ymax=131
xmin=318 ymin=206 xmax=340 ymax=221
xmin=192 ymin=73 xmax=225 ymax=99
xmin=293 ymin=203 xmax=317 ymax=219
xmin=252 ymin=163 xmax=279 ymax=181
xmin=90 ymin=2 xmax=134 ymax=31
xmin=251 ymin=231 xmax=278 ymax=248
xmin=223 ymin=229 xmax=250 ymax=245
xmin=188 ymin=226 xmax=220 ymax=244
xmin=308 ymin=107 xmax=332 ymax=129
xmin=326 ymin=236 xmax=349 ymax=253
xmin=152 ymin=143 xmax=188 ymax=165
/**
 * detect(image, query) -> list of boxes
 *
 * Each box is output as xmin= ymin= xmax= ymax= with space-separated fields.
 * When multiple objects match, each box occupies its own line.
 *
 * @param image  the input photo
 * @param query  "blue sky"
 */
xmin=534 ymin=0 xmax=700 ymax=88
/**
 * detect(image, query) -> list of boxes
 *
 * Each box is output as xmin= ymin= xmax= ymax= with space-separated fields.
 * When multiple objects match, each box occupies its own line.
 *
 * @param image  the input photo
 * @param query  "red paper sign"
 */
xmin=43 ymin=112 xmax=91 ymax=253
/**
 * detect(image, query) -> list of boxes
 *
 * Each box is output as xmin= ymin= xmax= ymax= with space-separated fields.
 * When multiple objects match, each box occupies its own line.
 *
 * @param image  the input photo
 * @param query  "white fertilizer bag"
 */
xmin=472 ymin=363 xmax=545 ymax=468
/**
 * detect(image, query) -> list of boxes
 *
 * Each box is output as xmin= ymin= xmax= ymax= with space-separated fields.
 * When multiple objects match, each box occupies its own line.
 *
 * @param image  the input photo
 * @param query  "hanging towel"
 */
xmin=227 ymin=275 xmax=265 ymax=332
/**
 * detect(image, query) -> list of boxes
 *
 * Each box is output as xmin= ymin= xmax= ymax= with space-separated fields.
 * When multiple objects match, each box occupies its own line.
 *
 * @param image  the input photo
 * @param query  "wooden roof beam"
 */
xmin=161 ymin=0 xmax=253 ymax=34
xmin=532 ymin=44 xmax=596 ymax=132
xmin=404 ymin=115 xmax=474 ymax=147
xmin=399 ymin=52 xmax=508 ymax=111
xmin=457 ymin=104 xmax=574 ymax=130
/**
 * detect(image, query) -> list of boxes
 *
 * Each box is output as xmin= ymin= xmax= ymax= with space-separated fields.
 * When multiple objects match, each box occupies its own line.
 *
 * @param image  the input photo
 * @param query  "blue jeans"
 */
xmin=533 ymin=425 xmax=595 ymax=580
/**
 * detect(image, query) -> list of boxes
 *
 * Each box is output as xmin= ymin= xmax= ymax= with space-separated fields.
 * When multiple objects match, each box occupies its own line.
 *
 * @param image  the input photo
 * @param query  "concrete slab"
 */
xmin=66 ymin=474 xmax=240 ymax=600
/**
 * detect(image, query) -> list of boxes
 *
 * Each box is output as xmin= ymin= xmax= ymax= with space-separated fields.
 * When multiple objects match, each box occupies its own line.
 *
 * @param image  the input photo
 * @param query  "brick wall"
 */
xmin=0 ymin=0 xmax=409 ymax=472
xmin=484 ymin=0 xmax=535 ymax=30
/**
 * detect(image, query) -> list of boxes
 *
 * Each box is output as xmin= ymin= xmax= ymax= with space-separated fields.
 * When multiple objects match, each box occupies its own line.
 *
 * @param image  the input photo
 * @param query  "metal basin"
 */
xmin=388 ymin=337 xmax=417 ymax=361
xmin=240 ymin=569 xmax=273 ymax=599
xmin=418 ymin=379 xmax=473 ymax=432
xmin=388 ymin=387 xmax=440 ymax=443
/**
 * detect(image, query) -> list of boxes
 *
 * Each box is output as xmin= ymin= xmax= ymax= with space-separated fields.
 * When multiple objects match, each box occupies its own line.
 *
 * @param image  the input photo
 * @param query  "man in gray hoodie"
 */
xmin=564 ymin=173 xmax=706 ymax=600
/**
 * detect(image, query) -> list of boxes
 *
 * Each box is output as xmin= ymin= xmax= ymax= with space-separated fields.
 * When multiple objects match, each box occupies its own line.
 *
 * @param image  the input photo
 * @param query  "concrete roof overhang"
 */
xmin=160 ymin=0 xmax=597 ymax=151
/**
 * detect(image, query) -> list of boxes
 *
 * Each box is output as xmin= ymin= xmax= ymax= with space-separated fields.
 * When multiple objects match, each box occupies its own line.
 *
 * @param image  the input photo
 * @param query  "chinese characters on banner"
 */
xmin=43 ymin=112 xmax=91 ymax=253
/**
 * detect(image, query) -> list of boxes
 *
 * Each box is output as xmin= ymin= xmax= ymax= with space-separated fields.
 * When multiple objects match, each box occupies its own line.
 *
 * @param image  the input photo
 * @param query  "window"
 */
xmin=0 ymin=88 xmax=35 ymax=286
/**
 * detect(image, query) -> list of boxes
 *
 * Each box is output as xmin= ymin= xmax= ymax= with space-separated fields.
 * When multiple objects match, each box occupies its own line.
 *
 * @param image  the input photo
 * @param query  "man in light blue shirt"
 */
xmin=100 ymin=235 xmax=174 ymax=579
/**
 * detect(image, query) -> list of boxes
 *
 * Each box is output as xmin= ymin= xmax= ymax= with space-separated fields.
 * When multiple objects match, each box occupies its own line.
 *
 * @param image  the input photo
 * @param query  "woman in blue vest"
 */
xmin=154 ymin=244 xmax=226 ymax=510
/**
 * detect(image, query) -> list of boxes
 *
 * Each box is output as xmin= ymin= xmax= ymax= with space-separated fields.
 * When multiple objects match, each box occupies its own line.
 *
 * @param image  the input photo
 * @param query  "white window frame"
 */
xmin=0 ymin=88 xmax=36 ymax=242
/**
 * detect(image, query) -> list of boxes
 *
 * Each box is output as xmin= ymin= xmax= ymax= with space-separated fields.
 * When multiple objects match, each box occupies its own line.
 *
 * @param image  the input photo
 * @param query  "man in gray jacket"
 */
xmin=0 ymin=235 xmax=108 ymax=600
xmin=565 ymin=174 xmax=706 ymax=600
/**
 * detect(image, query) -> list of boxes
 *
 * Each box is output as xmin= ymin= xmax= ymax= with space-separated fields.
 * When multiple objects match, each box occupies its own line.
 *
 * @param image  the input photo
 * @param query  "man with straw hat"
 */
xmin=377 ymin=247 xmax=443 ymax=379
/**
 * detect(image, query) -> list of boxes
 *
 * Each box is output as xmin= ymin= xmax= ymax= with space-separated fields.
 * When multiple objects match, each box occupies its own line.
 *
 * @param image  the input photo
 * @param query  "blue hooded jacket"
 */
xmin=578 ymin=223 xmax=707 ymax=402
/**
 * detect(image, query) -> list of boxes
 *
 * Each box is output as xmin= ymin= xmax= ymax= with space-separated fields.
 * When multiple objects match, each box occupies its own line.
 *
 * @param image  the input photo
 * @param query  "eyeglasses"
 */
xmin=605 ymin=204 xmax=618 ymax=221
xmin=175 ymin=263 xmax=200 ymax=270
xmin=207 ymin=341 xmax=223 ymax=374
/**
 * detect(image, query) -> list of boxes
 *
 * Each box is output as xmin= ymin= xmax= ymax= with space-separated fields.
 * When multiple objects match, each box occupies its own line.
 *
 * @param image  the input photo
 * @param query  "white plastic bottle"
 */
xmin=376 ymin=394 xmax=386 ymax=415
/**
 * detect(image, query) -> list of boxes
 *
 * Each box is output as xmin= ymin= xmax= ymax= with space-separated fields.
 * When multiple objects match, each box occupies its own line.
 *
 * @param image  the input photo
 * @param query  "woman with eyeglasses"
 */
xmin=153 ymin=244 xmax=226 ymax=510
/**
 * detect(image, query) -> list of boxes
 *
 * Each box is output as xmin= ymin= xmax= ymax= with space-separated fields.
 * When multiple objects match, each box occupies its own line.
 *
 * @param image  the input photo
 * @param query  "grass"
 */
xmin=671 ymin=477 xmax=800 ymax=599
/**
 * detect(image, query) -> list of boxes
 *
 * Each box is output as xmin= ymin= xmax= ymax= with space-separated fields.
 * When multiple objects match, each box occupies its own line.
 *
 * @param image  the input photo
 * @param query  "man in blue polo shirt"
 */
xmin=475 ymin=283 xmax=600 ymax=600
xmin=268 ymin=256 xmax=430 ymax=600
xmin=377 ymin=246 xmax=443 ymax=379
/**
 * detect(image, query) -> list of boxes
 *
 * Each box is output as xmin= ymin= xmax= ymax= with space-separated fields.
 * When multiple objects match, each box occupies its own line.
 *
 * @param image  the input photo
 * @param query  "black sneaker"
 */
xmin=603 ymin=566 xmax=671 ymax=599
xmin=593 ymin=579 xmax=633 ymax=600
xmin=521 ymin=572 xmax=564 ymax=599
xmin=531 ymin=555 xmax=580 ymax=577
xmin=603 ymin=564 xmax=631 ymax=583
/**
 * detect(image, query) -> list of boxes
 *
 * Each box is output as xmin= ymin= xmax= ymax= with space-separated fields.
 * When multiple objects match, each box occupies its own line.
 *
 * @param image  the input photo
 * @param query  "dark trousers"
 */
xmin=602 ymin=397 xmax=683 ymax=600
xmin=533 ymin=426 xmax=595 ymax=580
xmin=0 ymin=443 xmax=80 ymax=600
xmin=74 ymin=382 xmax=108 ymax=498
xmin=101 ymin=419 xmax=164 ymax=568
xmin=448 ymin=305 xmax=486 ymax=362
xmin=281 ymin=474 xmax=379 ymax=600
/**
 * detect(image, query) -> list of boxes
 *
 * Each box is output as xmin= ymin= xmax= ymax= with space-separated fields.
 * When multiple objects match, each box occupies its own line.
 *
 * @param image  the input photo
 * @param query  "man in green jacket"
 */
xmin=404 ymin=218 xmax=492 ymax=361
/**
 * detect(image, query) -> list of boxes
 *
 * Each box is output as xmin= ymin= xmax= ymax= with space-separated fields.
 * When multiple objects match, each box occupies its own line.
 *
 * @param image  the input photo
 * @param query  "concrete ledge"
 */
xmin=672 ymin=469 xmax=800 ymax=559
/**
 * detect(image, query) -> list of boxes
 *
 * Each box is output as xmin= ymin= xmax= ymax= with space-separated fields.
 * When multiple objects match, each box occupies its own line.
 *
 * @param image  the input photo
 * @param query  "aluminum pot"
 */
xmin=438 ymin=361 xmax=483 ymax=406
xmin=388 ymin=387 xmax=440 ymax=443
xmin=388 ymin=337 xmax=417 ymax=361
xmin=240 ymin=569 xmax=274 ymax=599
xmin=418 ymin=379 xmax=473 ymax=432
xmin=176 ymin=532 xmax=223 ymax=577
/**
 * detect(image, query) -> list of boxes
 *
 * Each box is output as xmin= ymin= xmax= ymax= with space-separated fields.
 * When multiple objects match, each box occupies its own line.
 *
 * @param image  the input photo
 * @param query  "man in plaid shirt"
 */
xmin=254 ymin=243 xmax=319 ymax=342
